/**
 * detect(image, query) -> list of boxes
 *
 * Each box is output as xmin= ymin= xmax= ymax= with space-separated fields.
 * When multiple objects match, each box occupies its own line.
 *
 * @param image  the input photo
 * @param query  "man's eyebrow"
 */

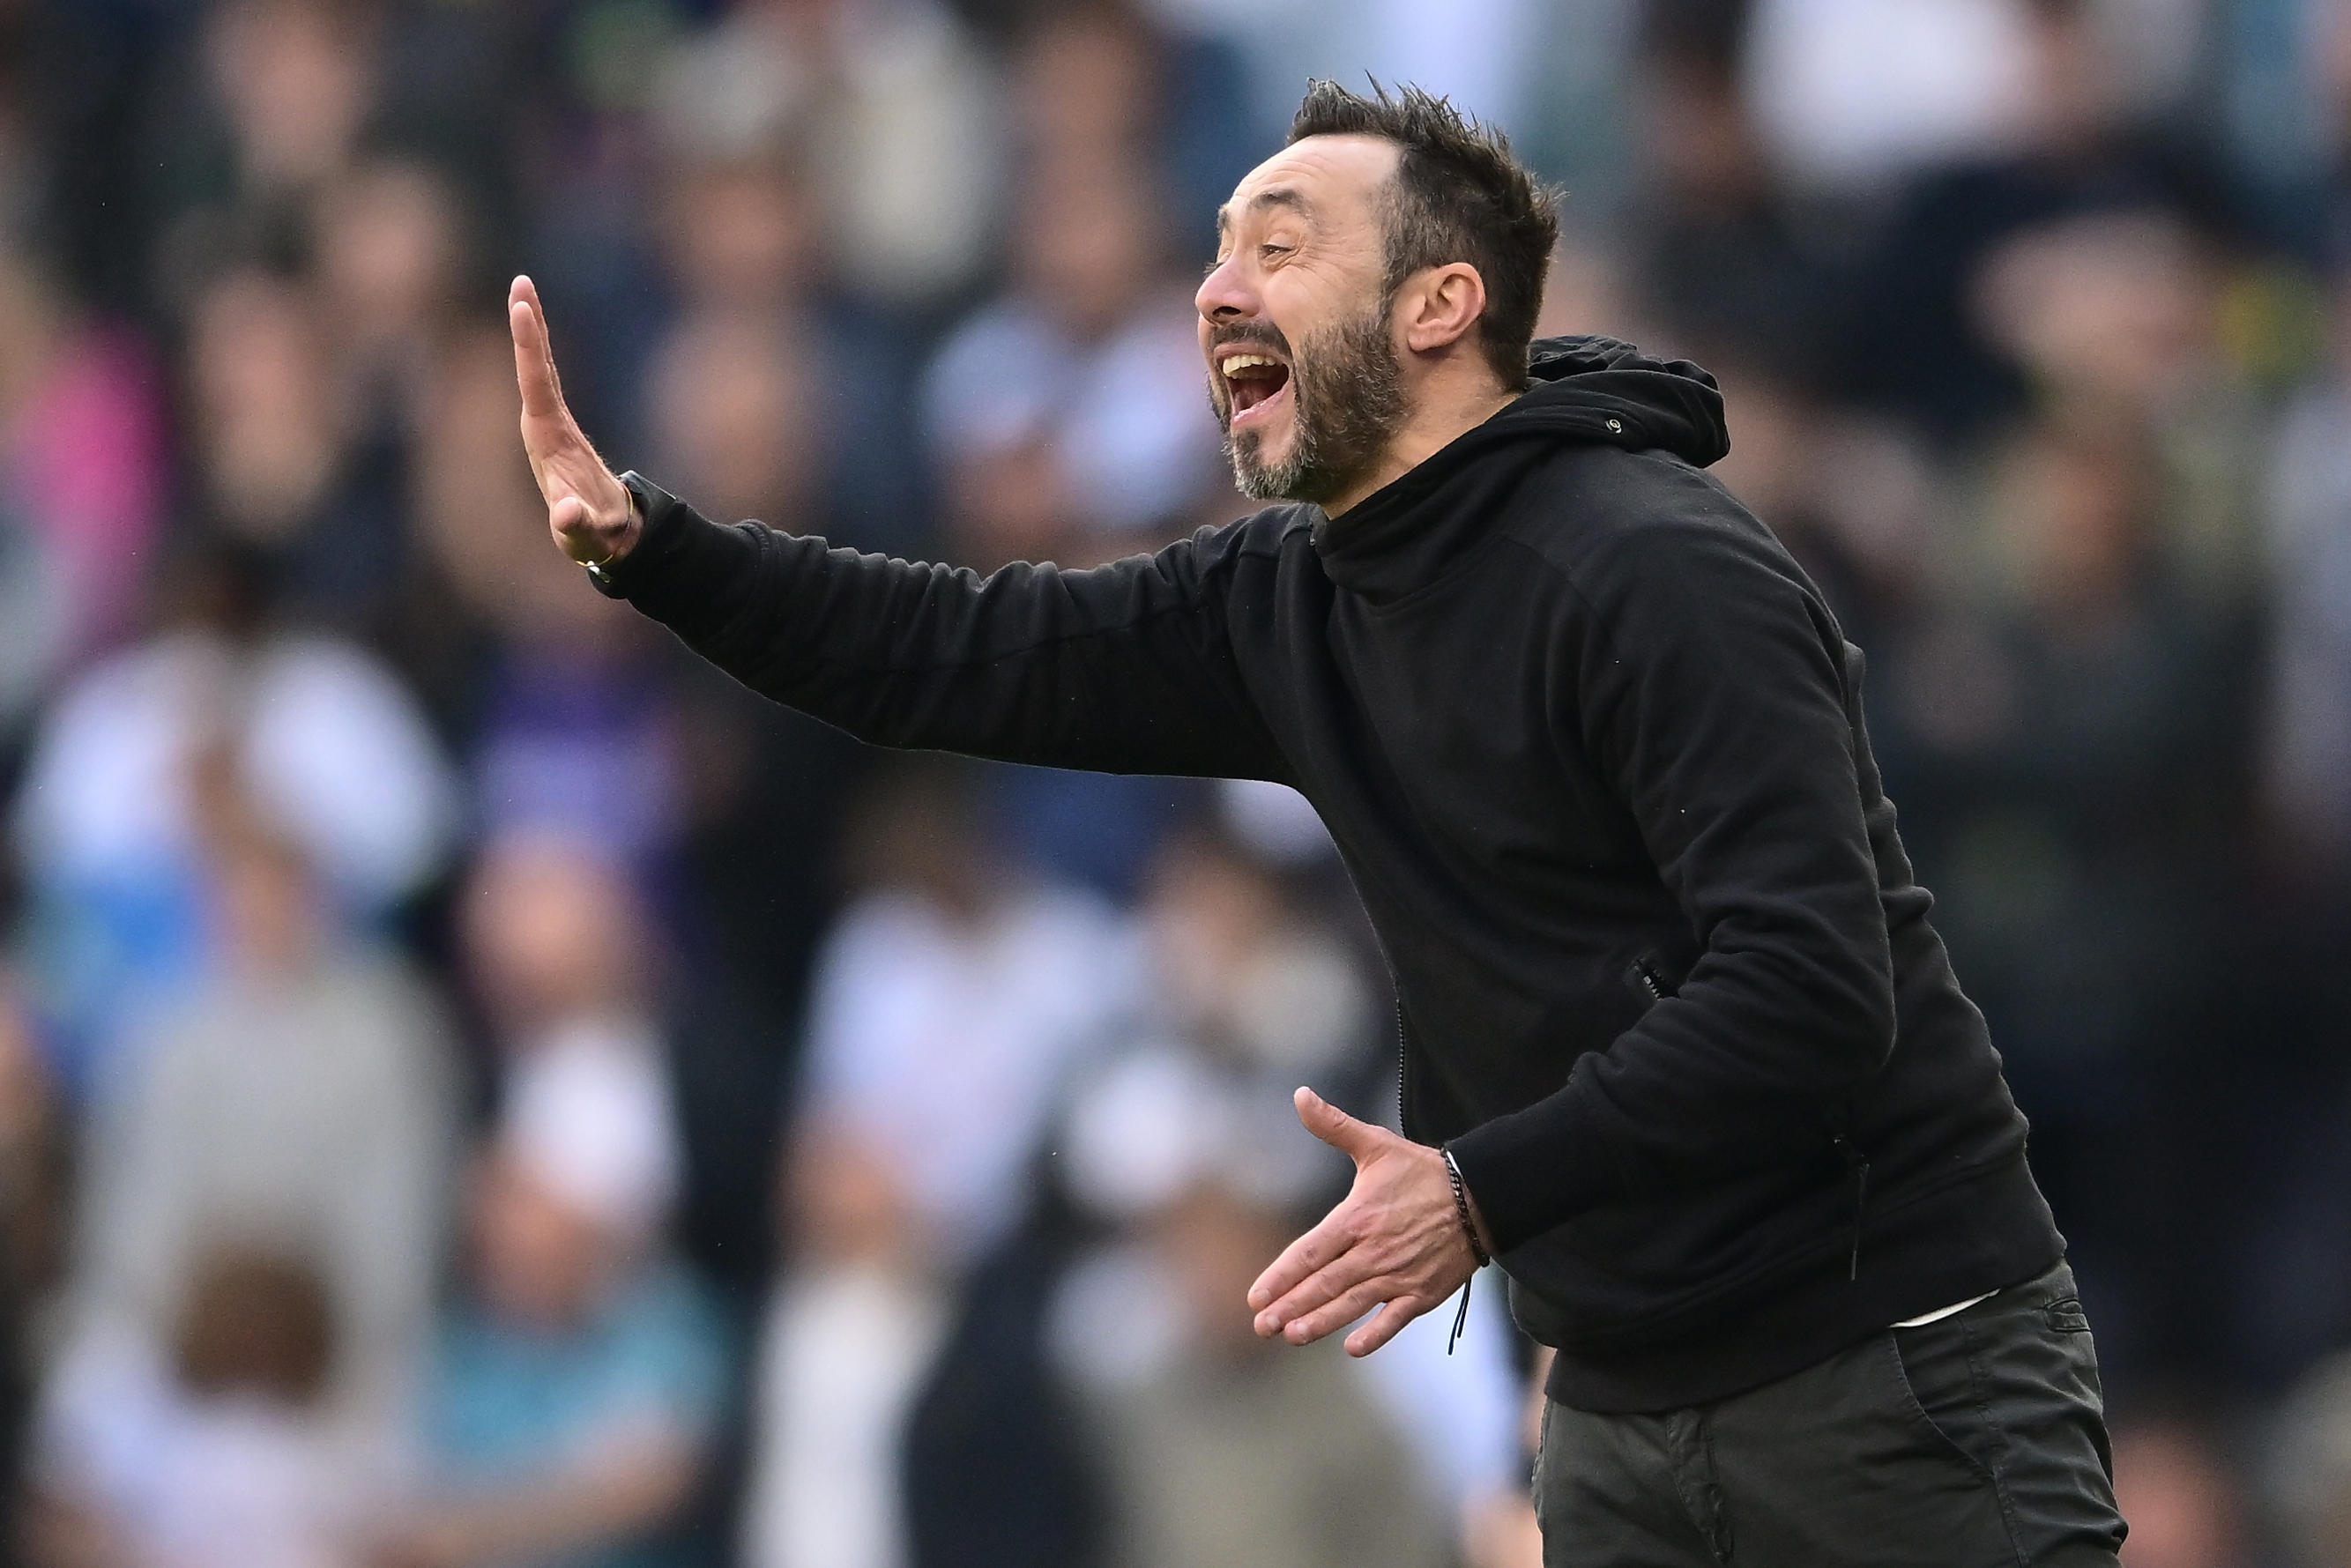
xmin=1250 ymin=187 xmax=1313 ymax=220
xmin=1215 ymin=186 xmax=1314 ymax=240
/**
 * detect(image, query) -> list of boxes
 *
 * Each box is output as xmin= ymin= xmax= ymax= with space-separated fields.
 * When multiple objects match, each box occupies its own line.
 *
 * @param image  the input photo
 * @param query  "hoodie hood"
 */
xmin=1313 ymin=336 xmax=1730 ymax=603
xmin=1517 ymin=335 xmax=1730 ymax=469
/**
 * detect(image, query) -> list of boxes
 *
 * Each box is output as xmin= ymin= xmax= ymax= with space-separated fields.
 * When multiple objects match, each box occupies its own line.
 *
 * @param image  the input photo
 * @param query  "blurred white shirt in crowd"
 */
xmin=13 ymin=629 xmax=457 ymax=906
xmin=741 ymin=1264 xmax=949 ymax=1568
xmin=1744 ymin=0 xmax=2038 ymax=191
xmin=502 ymin=1013 xmax=681 ymax=1245
xmin=36 ymin=1325 xmax=398 ymax=1568
xmin=801 ymin=885 xmax=1139 ymax=1265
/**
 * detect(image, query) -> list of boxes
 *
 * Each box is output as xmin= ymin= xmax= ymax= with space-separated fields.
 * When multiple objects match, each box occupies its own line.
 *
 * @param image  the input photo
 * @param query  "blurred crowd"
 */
xmin=0 ymin=0 xmax=2345 ymax=1564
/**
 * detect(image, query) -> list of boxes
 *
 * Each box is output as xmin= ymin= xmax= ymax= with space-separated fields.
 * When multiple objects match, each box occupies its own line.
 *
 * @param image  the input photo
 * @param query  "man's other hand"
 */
xmin=1248 ymin=1086 xmax=1492 ymax=1356
xmin=509 ymin=275 xmax=637 ymax=566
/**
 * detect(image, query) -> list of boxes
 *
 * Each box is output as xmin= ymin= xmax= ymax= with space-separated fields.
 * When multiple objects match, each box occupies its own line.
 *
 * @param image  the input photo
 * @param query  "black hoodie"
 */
xmin=592 ymin=335 xmax=2062 ymax=1412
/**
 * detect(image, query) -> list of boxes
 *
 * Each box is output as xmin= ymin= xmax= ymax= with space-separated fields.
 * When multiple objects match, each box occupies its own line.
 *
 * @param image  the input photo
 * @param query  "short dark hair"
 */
xmin=1288 ymin=79 xmax=1560 ymax=389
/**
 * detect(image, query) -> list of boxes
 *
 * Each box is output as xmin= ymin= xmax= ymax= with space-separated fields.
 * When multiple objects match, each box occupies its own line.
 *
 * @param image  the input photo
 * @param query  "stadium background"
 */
xmin=0 ymin=0 xmax=2343 ymax=1564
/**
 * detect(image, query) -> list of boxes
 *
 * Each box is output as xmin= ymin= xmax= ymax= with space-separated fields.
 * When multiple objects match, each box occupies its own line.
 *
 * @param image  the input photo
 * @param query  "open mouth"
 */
xmin=1221 ymin=352 xmax=1292 ymax=427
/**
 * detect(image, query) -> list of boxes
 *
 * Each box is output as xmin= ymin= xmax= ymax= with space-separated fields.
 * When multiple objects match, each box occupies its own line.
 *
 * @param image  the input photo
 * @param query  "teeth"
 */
xmin=1223 ymin=354 xmax=1281 ymax=377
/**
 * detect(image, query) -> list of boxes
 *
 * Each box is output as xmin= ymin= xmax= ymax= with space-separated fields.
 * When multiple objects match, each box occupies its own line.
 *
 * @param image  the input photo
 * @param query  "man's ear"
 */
xmin=1400 ymin=263 xmax=1488 ymax=355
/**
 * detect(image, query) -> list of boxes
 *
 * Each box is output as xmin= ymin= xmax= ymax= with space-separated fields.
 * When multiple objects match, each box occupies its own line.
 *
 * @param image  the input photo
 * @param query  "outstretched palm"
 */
xmin=508 ymin=275 xmax=636 ymax=565
xmin=1247 ymin=1086 xmax=1489 ymax=1356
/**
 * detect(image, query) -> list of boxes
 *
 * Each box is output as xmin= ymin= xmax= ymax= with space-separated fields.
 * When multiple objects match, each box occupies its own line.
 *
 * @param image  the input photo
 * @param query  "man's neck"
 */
xmin=1321 ymin=382 xmax=1522 ymax=518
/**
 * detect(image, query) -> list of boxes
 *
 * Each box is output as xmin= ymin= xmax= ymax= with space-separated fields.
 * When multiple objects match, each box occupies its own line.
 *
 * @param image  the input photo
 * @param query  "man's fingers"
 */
xmin=510 ymin=297 xmax=564 ymax=422
xmin=1293 ymin=1085 xmax=1382 ymax=1163
xmin=502 ymin=277 xmax=634 ymax=562
xmin=510 ymin=272 xmax=551 ymax=358
xmin=1256 ymin=1248 xmax=1375 ymax=1337
xmin=1279 ymin=1275 xmax=1395 ymax=1346
xmin=1343 ymin=1296 xmax=1433 ymax=1357
xmin=1246 ymin=1210 xmax=1348 ymax=1315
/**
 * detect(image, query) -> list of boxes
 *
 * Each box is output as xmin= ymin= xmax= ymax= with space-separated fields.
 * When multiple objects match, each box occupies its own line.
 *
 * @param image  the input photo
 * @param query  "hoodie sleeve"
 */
xmin=1447 ymin=476 xmax=1895 ymax=1251
xmin=586 ymin=473 xmax=1294 ymax=783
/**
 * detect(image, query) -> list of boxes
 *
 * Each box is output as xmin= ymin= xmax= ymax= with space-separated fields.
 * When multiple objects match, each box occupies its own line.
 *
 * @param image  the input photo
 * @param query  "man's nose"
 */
xmin=1196 ymin=255 xmax=1255 ymax=323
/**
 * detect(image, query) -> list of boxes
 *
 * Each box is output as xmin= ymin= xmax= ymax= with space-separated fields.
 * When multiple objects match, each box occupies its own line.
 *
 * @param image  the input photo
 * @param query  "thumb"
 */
xmin=1294 ymin=1086 xmax=1381 ymax=1164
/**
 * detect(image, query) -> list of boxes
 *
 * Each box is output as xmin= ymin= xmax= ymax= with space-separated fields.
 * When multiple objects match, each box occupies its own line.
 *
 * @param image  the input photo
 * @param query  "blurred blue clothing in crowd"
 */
xmin=426 ymin=1262 xmax=728 ymax=1568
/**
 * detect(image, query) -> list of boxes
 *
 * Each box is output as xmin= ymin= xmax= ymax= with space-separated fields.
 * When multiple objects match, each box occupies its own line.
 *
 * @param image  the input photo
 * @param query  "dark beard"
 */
xmin=1216 ymin=306 xmax=1408 ymax=507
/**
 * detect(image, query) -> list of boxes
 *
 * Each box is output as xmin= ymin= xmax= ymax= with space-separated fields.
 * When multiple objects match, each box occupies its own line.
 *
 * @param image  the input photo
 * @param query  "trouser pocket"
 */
xmin=1886 ymin=1263 xmax=2127 ymax=1566
xmin=1681 ymin=1263 xmax=2122 ymax=1567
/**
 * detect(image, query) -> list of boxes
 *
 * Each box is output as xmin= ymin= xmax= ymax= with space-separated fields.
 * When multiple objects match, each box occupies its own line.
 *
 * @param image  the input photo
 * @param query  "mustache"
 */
xmin=1205 ymin=321 xmax=1294 ymax=360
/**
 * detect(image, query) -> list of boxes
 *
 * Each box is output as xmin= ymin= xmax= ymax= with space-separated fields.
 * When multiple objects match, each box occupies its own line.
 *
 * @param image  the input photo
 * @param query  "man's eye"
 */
xmin=1259 ymin=242 xmax=1292 ymax=260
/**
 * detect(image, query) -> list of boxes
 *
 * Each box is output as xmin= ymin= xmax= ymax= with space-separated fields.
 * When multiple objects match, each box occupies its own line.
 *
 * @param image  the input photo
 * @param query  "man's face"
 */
xmin=1198 ymin=136 xmax=1410 ymax=505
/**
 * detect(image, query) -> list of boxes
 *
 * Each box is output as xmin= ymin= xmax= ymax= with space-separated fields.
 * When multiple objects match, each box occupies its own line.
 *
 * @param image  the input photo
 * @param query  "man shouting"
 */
xmin=509 ymin=79 xmax=2125 ymax=1568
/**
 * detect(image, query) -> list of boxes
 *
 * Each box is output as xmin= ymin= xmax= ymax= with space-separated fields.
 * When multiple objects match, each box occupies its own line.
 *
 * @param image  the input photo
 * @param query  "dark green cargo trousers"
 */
xmin=1534 ymin=1263 xmax=2126 ymax=1567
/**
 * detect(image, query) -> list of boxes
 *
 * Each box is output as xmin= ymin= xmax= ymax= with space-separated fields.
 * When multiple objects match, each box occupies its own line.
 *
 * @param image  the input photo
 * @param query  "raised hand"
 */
xmin=508 ymin=275 xmax=636 ymax=566
xmin=1247 ymin=1086 xmax=1492 ymax=1356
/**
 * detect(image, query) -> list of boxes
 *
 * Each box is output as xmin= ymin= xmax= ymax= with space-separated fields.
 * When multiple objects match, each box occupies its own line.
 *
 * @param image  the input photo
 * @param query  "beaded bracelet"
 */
xmin=1442 ymin=1147 xmax=1491 ymax=1267
xmin=1441 ymin=1147 xmax=1489 ymax=1355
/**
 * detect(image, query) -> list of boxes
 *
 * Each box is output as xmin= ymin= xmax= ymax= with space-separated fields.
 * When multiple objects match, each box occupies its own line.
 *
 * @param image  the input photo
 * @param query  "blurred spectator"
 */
xmin=464 ymin=569 xmax=682 ymax=876
xmin=1618 ymin=7 xmax=1835 ymax=384
xmin=1702 ymin=363 xmax=1949 ymax=656
xmin=31 ymin=1243 xmax=391 ymax=1568
xmin=740 ymin=759 xmax=1133 ymax=1568
xmin=316 ymin=157 xmax=472 ymax=417
xmin=418 ymin=335 xmax=841 ymax=1309
xmin=1748 ymin=0 xmax=2200 ymax=197
xmin=376 ymin=1136 xmax=726 ymax=1568
xmin=147 ymin=0 xmax=384 ymax=309
xmin=645 ymin=105 xmax=926 ymax=554
xmin=655 ymin=0 xmax=1003 ymax=315
xmin=462 ymin=835 xmax=682 ymax=1248
xmin=1053 ymin=829 xmax=1526 ymax=1566
xmin=182 ymin=265 xmax=413 ymax=628
xmin=645 ymin=311 xmax=822 ymax=547
xmin=404 ymin=323 xmax=595 ymax=719
xmin=10 ymin=543 xmax=458 ymax=1094
xmin=1053 ymin=1170 xmax=1452 ymax=1568
xmin=0 ymin=242 xmax=164 ymax=733
xmin=1840 ymin=0 xmax=2220 ymax=444
xmin=795 ymin=757 xmax=1135 ymax=1269
xmin=917 ymin=95 xmax=1224 ymax=900
xmin=921 ymin=147 xmax=1221 ymax=570
xmin=1213 ymin=778 xmax=1337 ymax=870
xmin=651 ymin=145 xmax=822 ymax=321
xmin=1970 ymin=207 xmax=2263 ymax=602
xmin=61 ymin=811 xmax=458 ymax=1433
xmin=1136 ymin=828 xmax=1369 ymax=1096
xmin=1876 ymin=415 xmax=2249 ymax=1379
xmin=1003 ymin=2 xmax=1260 ymax=250
xmin=739 ymin=1124 xmax=948 ymax=1568
xmin=438 ymin=302 xmax=679 ymax=873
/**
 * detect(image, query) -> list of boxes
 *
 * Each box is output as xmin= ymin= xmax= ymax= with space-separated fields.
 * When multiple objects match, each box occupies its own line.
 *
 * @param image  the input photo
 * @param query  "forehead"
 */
xmin=1216 ymin=134 xmax=1399 ymax=236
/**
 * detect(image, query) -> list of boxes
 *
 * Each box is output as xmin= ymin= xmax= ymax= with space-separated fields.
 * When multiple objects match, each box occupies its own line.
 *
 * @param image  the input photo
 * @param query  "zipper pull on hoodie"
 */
xmin=1831 ymin=1133 xmax=1870 ymax=1281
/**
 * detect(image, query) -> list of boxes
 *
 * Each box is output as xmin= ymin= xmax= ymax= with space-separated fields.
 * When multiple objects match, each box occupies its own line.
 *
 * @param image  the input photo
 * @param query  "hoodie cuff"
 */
xmin=588 ymin=472 xmax=778 ymax=642
xmin=585 ymin=472 xmax=686 ymax=599
xmin=1444 ymin=1074 xmax=1633 ymax=1255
